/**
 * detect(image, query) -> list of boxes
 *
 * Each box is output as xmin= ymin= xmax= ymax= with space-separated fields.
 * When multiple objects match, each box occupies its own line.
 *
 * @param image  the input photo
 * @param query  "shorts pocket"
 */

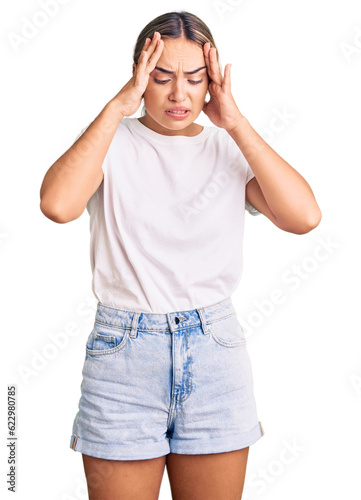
xmin=86 ymin=321 xmax=130 ymax=356
xmin=208 ymin=313 xmax=246 ymax=348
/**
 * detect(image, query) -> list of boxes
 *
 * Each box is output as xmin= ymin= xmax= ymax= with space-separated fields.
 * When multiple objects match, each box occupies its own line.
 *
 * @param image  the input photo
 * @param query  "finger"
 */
xmin=135 ymin=50 xmax=149 ymax=84
xmin=146 ymin=39 xmax=164 ymax=72
xmin=145 ymin=31 xmax=161 ymax=60
xmin=203 ymin=42 xmax=211 ymax=79
xmin=224 ymin=63 xmax=231 ymax=89
xmin=135 ymin=38 xmax=150 ymax=70
xmin=209 ymin=47 xmax=223 ymax=86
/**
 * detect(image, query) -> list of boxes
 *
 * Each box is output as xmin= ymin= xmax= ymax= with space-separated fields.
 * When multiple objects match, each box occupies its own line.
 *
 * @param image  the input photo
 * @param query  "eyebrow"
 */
xmin=154 ymin=66 xmax=207 ymax=75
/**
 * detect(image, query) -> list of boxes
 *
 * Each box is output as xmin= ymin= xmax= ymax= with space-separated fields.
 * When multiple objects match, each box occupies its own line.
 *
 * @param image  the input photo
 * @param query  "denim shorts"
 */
xmin=69 ymin=297 xmax=264 ymax=460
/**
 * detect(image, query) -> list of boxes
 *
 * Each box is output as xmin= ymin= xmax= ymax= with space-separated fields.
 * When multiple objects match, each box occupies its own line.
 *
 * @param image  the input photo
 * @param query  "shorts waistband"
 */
xmin=95 ymin=297 xmax=236 ymax=334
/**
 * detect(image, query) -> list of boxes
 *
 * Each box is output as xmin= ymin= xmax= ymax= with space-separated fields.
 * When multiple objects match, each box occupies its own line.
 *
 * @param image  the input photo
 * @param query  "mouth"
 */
xmin=165 ymin=108 xmax=190 ymax=119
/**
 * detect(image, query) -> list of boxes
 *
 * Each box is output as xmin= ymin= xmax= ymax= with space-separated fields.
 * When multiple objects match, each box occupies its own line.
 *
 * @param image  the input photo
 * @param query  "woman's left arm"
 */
xmin=202 ymin=42 xmax=322 ymax=235
xmin=228 ymin=117 xmax=322 ymax=234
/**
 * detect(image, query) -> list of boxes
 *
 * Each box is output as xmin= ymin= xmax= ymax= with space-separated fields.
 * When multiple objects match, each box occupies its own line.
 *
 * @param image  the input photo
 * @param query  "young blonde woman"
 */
xmin=40 ymin=10 xmax=321 ymax=500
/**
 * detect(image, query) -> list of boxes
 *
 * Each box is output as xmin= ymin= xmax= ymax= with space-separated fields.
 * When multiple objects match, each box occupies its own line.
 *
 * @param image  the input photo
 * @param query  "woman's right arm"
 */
xmin=40 ymin=31 xmax=164 ymax=224
xmin=39 ymin=100 xmax=124 ymax=223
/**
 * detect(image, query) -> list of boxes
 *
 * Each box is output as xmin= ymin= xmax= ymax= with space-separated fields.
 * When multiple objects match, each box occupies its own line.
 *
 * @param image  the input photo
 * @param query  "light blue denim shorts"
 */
xmin=70 ymin=297 xmax=264 ymax=460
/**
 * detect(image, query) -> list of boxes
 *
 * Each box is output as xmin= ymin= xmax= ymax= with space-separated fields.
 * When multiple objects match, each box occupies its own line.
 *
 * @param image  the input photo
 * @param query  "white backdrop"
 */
xmin=2 ymin=0 xmax=360 ymax=498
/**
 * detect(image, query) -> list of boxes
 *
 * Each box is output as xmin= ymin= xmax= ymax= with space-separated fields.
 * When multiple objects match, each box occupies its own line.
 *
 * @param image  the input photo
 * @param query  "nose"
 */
xmin=168 ymin=79 xmax=187 ymax=102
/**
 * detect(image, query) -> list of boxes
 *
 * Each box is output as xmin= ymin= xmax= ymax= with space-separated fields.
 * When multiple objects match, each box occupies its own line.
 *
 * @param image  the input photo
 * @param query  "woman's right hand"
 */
xmin=111 ymin=32 xmax=164 ymax=118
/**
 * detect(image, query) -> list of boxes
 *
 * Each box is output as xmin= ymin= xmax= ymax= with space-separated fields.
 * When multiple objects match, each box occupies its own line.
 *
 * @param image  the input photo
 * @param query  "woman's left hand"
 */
xmin=202 ymin=42 xmax=244 ymax=132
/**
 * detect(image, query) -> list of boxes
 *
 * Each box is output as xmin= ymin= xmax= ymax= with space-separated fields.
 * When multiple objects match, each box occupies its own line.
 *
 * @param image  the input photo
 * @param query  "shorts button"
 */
xmin=175 ymin=317 xmax=180 ymax=324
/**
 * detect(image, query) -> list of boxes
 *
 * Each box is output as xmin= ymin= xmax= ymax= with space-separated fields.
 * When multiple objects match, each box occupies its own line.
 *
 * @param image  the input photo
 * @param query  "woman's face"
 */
xmin=136 ymin=37 xmax=210 ymax=136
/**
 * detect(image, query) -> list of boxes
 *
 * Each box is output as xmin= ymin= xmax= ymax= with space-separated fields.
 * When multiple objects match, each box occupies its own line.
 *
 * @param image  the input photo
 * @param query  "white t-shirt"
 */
xmin=74 ymin=117 xmax=260 ymax=313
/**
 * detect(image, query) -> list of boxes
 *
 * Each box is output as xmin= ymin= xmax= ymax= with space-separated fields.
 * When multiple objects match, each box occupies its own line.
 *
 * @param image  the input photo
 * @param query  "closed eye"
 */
xmin=154 ymin=79 xmax=203 ymax=85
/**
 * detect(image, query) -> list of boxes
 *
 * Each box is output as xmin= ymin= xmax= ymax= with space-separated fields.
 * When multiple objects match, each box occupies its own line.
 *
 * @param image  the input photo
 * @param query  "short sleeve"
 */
xmin=245 ymin=164 xmax=261 ymax=216
xmin=246 ymin=163 xmax=256 ymax=184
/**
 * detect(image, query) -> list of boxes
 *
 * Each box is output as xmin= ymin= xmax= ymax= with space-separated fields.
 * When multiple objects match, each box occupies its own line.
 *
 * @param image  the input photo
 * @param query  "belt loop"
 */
xmin=130 ymin=312 xmax=140 ymax=338
xmin=166 ymin=313 xmax=175 ymax=333
xmin=197 ymin=307 xmax=210 ymax=335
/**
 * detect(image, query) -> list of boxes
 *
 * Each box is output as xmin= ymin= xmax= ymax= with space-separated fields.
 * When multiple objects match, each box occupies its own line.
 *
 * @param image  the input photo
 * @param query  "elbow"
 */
xmin=40 ymin=198 xmax=79 ymax=224
xmin=303 ymin=207 xmax=322 ymax=233
xmin=294 ymin=208 xmax=322 ymax=235
xmin=276 ymin=208 xmax=322 ymax=235
xmin=40 ymin=199 xmax=66 ymax=223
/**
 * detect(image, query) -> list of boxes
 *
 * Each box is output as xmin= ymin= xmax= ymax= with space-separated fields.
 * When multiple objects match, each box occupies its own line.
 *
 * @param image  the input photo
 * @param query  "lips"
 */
xmin=165 ymin=109 xmax=190 ymax=119
xmin=166 ymin=107 xmax=190 ymax=113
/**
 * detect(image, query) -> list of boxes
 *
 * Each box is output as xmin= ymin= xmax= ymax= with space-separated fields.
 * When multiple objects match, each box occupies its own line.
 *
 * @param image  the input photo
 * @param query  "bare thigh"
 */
xmin=82 ymin=453 xmax=167 ymax=500
xmin=166 ymin=447 xmax=250 ymax=500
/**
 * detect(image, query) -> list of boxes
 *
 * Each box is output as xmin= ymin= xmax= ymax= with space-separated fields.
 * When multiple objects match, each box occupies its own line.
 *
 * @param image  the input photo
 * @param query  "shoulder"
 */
xmin=117 ymin=117 xmax=134 ymax=135
xmin=206 ymin=125 xmax=240 ymax=156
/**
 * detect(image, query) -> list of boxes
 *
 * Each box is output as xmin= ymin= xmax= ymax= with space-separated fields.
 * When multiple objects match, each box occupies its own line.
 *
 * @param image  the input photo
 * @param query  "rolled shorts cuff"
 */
xmin=70 ymin=420 xmax=264 ymax=460
xmin=169 ymin=421 xmax=265 ymax=455
xmin=70 ymin=434 xmax=170 ymax=461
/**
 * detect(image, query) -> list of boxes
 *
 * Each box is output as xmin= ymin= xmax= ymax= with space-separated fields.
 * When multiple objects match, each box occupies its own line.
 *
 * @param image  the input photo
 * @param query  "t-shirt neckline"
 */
xmin=128 ymin=117 xmax=212 ymax=144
